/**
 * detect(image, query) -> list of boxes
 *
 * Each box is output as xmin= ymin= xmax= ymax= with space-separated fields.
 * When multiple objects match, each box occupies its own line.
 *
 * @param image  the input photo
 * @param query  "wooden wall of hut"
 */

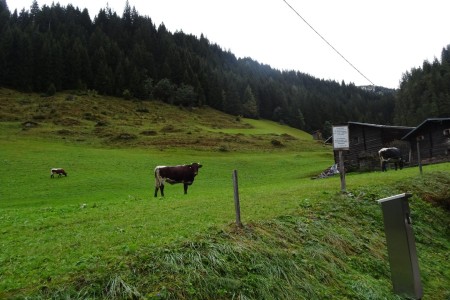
xmin=404 ymin=119 xmax=450 ymax=165
xmin=334 ymin=122 xmax=413 ymax=172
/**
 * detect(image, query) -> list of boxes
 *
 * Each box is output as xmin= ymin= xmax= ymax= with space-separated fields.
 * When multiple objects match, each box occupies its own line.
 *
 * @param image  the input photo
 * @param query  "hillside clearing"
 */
xmin=0 ymin=88 xmax=319 ymax=151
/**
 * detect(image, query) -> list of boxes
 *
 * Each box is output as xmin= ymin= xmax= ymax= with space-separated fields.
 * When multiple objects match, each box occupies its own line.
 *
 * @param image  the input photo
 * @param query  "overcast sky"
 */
xmin=8 ymin=0 xmax=450 ymax=89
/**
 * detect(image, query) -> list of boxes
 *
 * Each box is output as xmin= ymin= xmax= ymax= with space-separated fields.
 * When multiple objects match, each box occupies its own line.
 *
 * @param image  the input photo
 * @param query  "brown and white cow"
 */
xmin=51 ymin=168 xmax=67 ymax=178
xmin=154 ymin=163 xmax=202 ymax=197
xmin=378 ymin=147 xmax=404 ymax=172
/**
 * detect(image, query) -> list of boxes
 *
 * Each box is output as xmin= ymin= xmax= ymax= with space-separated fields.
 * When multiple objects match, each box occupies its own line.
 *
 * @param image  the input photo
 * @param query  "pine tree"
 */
xmin=153 ymin=78 xmax=175 ymax=103
xmin=30 ymin=0 xmax=39 ymax=25
xmin=0 ymin=24 xmax=13 ymax=87
xmin=0 ymin=0 xmax=10 ymax=30
xmin=242 ymin=85 xmax=258 ymax=118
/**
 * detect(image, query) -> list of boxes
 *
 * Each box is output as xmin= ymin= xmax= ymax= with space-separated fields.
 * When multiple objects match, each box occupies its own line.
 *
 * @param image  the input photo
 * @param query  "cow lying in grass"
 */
xmin=154 ymin=163 xmax=202 ymax=197
xmin=51 ymin=168 xmax=67 ymax=178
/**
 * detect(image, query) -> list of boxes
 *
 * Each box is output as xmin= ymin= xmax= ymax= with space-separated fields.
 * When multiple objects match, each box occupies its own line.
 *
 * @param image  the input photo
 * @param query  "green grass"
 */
xmin=0 ymin=89 xmax=449 ymax=299
xmin=0 ymin=137 xmax=334 ymax=295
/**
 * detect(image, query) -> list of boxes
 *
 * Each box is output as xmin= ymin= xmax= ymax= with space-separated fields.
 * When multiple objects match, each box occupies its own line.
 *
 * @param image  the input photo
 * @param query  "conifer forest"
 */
xmin=0 ymin=0 xmax=449 ymax=133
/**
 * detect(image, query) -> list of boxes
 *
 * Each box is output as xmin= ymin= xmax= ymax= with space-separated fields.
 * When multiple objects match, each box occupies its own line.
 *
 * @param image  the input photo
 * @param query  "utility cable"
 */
xmin=282 ymin=0 xmax=375 ymax=86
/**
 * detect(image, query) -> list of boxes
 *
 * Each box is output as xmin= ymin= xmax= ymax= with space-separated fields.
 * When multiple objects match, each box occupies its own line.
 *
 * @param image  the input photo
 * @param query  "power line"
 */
xmin=282 ymin=0 xmax=375 ymax=86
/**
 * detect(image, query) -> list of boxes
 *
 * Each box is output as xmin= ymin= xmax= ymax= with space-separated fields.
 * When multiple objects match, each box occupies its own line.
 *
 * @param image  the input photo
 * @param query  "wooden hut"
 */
xmin=334 ymin=122 xmax=414 ymax=172
xmin=402 ymin=118 xmax=450 ymax=165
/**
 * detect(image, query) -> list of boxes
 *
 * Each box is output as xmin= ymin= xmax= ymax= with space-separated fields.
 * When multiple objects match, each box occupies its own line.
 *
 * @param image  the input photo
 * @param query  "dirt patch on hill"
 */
xmin=114 ymin=133 xmax=137 ymax=140
xmin=140 ymin=130 xmax=157 ymax=136
xmin=56 ymin=129 xmax=75 ymax=135
xmin=53 ymin=118 xmax=81 ymax=126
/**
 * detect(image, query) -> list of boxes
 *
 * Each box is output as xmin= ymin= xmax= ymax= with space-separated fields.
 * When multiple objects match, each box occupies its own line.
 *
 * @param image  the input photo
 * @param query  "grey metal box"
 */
xmin=377 ymin=193 xmax=423 ymax=299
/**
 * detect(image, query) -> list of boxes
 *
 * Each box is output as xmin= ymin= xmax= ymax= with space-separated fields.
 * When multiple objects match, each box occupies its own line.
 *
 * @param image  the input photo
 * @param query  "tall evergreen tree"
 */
xmin=0 ymin=0 xmax=10 ymax=29
xmin=242 ymin=85 xmax=258 ymax=118
xmin=30 ymin=0 xmax=39 ymax=25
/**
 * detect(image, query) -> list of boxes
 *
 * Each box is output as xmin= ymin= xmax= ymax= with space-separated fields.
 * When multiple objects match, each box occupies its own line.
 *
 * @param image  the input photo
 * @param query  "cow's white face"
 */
xmin=190 ymin=163 xmax=202 ymax=175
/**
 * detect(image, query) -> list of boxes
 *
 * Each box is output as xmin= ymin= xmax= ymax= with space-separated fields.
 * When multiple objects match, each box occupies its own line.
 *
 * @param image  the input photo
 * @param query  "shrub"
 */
xmin=218 ymin=145 xmax=229 ymax=152
xmin=46 ymin=83 xmax=56 ymax=96
xmin=271 ymin=139 xmax=284 ymax=147
xmin=65 ymin=95 xmax=76 ymax=101
xmin=122 ymin=89 xmax=133 ymax=100
xmin=95 ymin=121 xmax=109 ymax=127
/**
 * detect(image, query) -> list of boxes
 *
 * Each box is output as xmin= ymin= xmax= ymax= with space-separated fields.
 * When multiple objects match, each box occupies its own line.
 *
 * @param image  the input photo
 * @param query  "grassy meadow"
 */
xmin=0 ymin=89 xmax=449 ymax=299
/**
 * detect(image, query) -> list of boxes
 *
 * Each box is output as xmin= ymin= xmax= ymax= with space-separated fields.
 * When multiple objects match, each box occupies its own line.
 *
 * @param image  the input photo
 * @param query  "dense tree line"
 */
xmin=395 ymin=45 xmax=450 ymax=126
xmin=1 ymin=0 xmax=399 ymax=134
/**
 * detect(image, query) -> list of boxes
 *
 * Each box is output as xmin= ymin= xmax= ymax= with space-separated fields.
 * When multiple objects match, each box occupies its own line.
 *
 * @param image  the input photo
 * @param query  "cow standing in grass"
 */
xmin=154 ymin=163 xmax=202 ymax=197
xmin=378 ymin=147 xmax=404 ymax=172
xmin=51 ymin=168 xmax=67 ymax=178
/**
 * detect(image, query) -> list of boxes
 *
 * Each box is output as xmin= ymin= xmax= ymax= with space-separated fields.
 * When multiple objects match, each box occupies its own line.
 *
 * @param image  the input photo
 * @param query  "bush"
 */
xmin=218 ymin=145 xmax=229 ymax=152
xmin=95 ymin=121 xmax=109 ymax=127
xmin=46 ymin=83 xmax=56 ymax=96
xmin=271 ymin=139 xmax=284 ymax=147
xmin=122 ymin=89 xmax=133 ymax=100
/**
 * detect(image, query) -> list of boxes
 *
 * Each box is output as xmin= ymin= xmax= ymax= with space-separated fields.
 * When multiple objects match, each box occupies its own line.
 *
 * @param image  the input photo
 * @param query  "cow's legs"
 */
xmin=184 ymin=183 xmax=188 ymax=194
xmin=381 ymin=161 xmax=387 ymax=172
xmin=154 ymin=184 xmax=165 ymax=197
xmin=154 ymin=175 xmax=164 ymax=197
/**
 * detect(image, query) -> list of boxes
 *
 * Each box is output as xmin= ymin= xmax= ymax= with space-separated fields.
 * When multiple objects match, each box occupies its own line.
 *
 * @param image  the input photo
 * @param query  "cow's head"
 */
xmin=190 ymin=162 xmax=202 ymax=175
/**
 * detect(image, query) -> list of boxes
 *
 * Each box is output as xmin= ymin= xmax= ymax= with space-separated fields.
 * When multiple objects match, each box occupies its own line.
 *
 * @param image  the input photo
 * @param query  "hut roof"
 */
xmin=348 ymin=121 xmax=414 ymax=130
xmin=402 ymin=118 xmax=450 ymax=140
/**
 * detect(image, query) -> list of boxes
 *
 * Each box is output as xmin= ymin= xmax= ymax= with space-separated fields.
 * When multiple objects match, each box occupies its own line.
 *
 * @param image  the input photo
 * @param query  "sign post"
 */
xmin=332 ymin=125 xmax=349 ymax=193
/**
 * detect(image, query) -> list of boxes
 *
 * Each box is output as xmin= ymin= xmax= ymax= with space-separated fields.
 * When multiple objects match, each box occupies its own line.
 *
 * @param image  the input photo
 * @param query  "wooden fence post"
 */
xmin=232 ymin=170 xmax=242 ymax=227
xmin=416 ymin=140 xmax=423 ymax=175
xmin=338 ymin=150 xmax=346 ymax=193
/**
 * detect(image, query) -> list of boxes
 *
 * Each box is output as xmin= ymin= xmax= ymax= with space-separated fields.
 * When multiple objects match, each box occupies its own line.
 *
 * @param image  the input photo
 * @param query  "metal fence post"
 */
xmin=377 ymin=193 xmax=423 ymax=299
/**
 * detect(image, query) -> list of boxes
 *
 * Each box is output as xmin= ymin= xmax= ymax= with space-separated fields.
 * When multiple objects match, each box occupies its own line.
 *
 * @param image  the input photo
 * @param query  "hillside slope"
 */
xmin=0 ymin=88 xmax=319 ymax=152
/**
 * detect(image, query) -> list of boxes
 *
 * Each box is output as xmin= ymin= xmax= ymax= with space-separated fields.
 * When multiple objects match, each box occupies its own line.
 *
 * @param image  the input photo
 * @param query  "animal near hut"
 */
xmin=333 ymin=122 xmax=414 ymax=172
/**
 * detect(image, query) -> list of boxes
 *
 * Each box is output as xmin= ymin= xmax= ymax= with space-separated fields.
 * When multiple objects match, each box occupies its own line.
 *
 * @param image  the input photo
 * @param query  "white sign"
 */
xmin=333 ymin=126 xmax=349 ymax=150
